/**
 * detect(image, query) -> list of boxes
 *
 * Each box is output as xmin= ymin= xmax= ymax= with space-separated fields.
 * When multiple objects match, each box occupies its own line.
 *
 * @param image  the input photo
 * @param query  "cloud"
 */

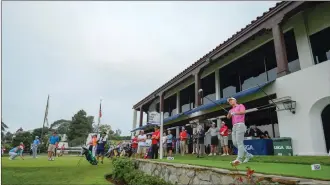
xmin=2 ymin=1 xmax=278 ymax=135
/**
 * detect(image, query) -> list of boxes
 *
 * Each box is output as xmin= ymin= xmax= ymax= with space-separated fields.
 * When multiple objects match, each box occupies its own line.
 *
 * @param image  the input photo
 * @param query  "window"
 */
xmin=220 ymin=30 xmax=300 ymax=98
xmin=164 ymin=94 xmax=177 ymax=117
xmin=284 ymin=30 xmax=300 ymax=73
xmin=180 ymin=84 xmax=195 ymax=112
xmin=201 ymin=73 xmax=216 ymax=104
xmin=310 ymin=26 xmax=330 ymax=64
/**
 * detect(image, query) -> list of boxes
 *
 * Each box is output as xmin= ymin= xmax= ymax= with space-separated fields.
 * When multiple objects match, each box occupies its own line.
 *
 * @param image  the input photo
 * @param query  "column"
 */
xmin=176 ymin=126 xmax=180 ymax=154
xmin=159 ymin=93 xmax=164 ymax=159
xmin=215 ymin=69 xmax=221 ymax=100
xmin=176 ymin=92 xmax=180 ymax=114
xmin=139 ymin=106 xmax=143 ymax=127
xmin=132 ymin=109 xmax=137 ymax=129
xmin=293 ymin=12 xmax=314 ymax=69
xmin=194 ymin=72 xmax=201 ymax=108
xmin=272 ymin=24 xmax=290 ymax=77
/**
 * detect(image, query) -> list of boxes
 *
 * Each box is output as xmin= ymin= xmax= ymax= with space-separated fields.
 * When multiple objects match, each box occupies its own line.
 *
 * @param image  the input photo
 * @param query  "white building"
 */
xmin=131 ymin=2 xmax=330 ymax=156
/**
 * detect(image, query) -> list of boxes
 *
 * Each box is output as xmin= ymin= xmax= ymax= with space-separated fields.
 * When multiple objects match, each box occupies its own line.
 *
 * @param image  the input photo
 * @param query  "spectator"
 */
xmin=137 ymin=130 xmax=147 ymax=158
xmin=131 ymin=134 xmax=138 ymax=158
xmin=196 ymin=124 xmax=205 ymax=158
xmin=162 ymin=132 xmax=167 ymax=157
xmin=179 ymin=127 xmax=188 ymax=156
xmin=32 ymin=136 xmax=40 ymax=159
xmin=166 ymin=130 xmax=173 ymax=157
xmin=219 ymin=121 xmax=229 ymax=156
xmin=263 ymin=131 xmax=271 ymax=139
xmin=246 ymin=125 xmax=264 ymax=138
xmin=96 ymin=132 xmax=107 ymax=164
xmin=9 ymin=146 xmax=24 ymax=160
xmin=205 ymin=122 xmax=219 ymax=156
xmin=151 ymin=126 xmax=160 ymax=159
xmin=48 ymin=131 xmax=59 ymax=161
xmin=92 ymin=135 xmax=98 ymax=157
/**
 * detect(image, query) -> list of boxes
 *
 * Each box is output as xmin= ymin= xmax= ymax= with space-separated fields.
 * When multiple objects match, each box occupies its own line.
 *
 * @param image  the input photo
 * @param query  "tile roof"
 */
xmin=133 ymin=1 xmax=290 ymax=109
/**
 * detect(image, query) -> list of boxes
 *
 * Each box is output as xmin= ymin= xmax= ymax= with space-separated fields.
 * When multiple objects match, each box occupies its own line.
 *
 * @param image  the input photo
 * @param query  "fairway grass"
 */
xmin=2 ymin=155 xmax=113 ymax=185
xmin=157 ymin=155 xmax=330 ymax=180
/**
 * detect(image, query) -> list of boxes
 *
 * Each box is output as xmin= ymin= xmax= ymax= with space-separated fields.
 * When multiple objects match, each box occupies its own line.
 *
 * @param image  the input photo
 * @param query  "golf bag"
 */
xmin=122 ymin=143 xmax=133 ymax=157
xmin=82 ymin=146 xmax=98 ymax=165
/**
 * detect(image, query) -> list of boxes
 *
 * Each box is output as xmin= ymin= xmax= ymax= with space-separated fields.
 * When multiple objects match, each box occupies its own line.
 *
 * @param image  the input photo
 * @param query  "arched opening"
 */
xmin=321 ymin=105 xmax=330 ymax=152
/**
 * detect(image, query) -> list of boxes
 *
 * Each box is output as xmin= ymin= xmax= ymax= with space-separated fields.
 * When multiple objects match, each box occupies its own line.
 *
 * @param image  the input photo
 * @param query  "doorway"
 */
xmin=321 ymin=104 xmax=330 ymax=152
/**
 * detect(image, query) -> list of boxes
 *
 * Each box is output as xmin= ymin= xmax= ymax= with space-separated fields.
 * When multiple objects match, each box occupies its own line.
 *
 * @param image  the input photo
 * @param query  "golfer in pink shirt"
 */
xmin=227 ymin=97 xmax=253 ymax=165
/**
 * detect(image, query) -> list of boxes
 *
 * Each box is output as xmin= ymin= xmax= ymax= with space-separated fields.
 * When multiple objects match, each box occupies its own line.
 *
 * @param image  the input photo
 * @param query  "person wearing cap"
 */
xmin=151 ymin=126 xmax=160 ymax=159
xmin=179 ymin=127 xmax=188 ymax=156
xmin=227 ymin=97 xmax=253 ymax=164
xmin=205 ymin=122 xmax=219 ymax=156
xmin=96 ymin=132 xmax=108 ymax=164
xmin=48 ymin=131 xmax=59 ymax=161
xmin=32 ymin=136 xmax=40 ymax=158
xmin=219 ymin=121 xmax=229 ymax=156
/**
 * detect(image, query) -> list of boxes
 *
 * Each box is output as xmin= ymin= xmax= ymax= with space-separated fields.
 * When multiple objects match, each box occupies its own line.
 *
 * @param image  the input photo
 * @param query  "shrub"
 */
xmin=111 ymin=158 xmax=173 ymax=185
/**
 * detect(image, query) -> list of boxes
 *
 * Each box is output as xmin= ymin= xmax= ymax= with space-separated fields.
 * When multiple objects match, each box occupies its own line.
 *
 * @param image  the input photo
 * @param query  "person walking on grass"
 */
xmin=9 ymin=146 xmax=24 ymax=160
xmin=96 ymin=132 xmax=107 ymax=164
xmin=227 ymin=97 xmax=253 ymax=165
xmin=219 ymin=121 xmax=229 ymax=156
xmin=32 ymin=136 xmax=40 ymax=158
xmin=205 ymin=122 xmax=219 ymax=156
xmin=48 ymin=131 xmax=59 ymax=161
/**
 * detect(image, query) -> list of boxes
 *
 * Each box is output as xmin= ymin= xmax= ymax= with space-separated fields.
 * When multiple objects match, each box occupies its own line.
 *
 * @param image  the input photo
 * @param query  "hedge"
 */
xmin=111 ymin=158 xmax=173 ymax=185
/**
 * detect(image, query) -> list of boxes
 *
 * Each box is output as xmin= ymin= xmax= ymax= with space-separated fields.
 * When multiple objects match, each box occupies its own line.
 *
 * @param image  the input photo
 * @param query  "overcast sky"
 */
xmin=2 ymin=1 xmax=277 ymax=135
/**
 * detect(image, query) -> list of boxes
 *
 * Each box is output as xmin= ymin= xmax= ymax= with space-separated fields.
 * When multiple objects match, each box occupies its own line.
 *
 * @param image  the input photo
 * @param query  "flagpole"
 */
xmin=41 ymin=95 xmax=50 ymax=145
xmin=97 ymin=98 xmax=102 ymax=135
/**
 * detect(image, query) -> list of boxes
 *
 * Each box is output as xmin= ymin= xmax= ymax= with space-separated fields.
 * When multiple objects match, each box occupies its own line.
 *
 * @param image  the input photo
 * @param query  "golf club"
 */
xmin=256 ymin=84 xmax=280 ymax=110
xmin=198 ymin=89 xmax=229 ymax=113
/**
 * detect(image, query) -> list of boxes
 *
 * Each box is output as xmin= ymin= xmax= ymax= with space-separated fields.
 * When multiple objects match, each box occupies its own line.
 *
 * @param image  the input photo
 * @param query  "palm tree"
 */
xmin=1 ymin=121 xmax=8 ymax=140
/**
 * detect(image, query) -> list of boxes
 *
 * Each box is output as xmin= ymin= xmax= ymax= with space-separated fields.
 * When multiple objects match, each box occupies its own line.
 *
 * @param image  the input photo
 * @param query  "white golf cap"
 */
xmin=227 ymin=97 xmax=236 ymax=102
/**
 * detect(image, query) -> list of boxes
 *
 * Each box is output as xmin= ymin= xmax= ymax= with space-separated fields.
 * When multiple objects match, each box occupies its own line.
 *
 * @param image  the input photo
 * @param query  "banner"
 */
xmin=148 ymin=111 xmax=160 ymax=123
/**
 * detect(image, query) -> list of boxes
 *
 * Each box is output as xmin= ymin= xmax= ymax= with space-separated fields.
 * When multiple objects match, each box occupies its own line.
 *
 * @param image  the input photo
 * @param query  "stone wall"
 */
xmin=134 ymin=159 xmax=330 ymax=185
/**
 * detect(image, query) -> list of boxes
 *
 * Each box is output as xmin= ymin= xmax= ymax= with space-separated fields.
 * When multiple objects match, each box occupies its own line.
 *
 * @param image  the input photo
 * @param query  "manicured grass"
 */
xmin=2 ymin=155 xmax=113 ymax=185
xmin=157 ymin=155 xmax=330 ymax=180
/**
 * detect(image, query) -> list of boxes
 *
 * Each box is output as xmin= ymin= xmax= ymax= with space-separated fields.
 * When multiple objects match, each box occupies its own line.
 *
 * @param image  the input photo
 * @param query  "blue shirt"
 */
xmin=49 ymin=136 xmax=60 ymax=145
xmin=33 ymin=139 xmax=40 ymax=146
xmin=9 ymin=147 xmax=22 ymax=153
xmin=167 ymin=134 xmax=173 ymax=144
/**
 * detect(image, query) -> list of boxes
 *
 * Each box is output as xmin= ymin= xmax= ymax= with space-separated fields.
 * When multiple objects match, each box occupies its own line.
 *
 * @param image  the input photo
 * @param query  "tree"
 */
xmin=1 ymin=121 xmax=8 ymax=140
xmin=4 ymin=132 xmax=13 ymax=143
xmin=98 ymin=124 xmax=112 ymax=135
xmin=67 ymin=110 xmax=93 ymax=146
xmin=12 ymin=131 xmax=32 ymax=150
xmin=57 ymin=122 xmax=70 ymax=134
xmin=50 ymin=119 xmax=71 ymax=130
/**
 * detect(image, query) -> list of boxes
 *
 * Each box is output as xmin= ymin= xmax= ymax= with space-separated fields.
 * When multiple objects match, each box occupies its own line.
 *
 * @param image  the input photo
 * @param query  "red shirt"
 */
xmin=132 ymin=138 xmax=138 ymax=149
xmin=180 ymin=131 xmax=187 ymax=141
xmin=220 ymin=125 xmax=229 ymax=136
xmin=151 ymin=130 xmax=160 ymax=145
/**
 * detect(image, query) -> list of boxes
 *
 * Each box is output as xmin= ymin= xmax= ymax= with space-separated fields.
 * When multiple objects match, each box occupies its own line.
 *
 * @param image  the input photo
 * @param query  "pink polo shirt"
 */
xmin=229 ymin=104 xmax=246 ymax=125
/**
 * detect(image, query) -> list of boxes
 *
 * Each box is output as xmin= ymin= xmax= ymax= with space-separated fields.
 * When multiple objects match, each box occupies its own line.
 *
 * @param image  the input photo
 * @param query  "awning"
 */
xmin=130 ymin=123 xmax=160 ymax=132
xmin=183 ymin=80 xmax=275 ymax=116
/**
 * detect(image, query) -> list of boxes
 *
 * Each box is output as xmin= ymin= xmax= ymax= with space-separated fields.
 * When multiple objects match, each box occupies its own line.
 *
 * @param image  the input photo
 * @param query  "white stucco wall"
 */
xmin=265 ymin=61 xmax=330 ymax=155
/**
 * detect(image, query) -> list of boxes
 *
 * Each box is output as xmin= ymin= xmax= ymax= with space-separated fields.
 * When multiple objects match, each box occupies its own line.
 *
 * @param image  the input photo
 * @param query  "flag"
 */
xmin=44 ymin=95 xmax=50 ymax=127
xmin=97 ymin=100 xmax=102 ymax=133
xmin=99 ymin=102 xmax=102 ymax=118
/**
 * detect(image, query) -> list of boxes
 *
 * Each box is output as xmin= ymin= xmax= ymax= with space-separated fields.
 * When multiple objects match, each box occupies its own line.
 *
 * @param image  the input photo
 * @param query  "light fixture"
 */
xmin=269 ymin=96 xmax=296 ymax=114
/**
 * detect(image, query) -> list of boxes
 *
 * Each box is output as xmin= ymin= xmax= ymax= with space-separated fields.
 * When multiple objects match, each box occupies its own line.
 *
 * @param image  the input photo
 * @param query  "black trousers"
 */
xmin=151 ymin=144 xmax=159 ymax=159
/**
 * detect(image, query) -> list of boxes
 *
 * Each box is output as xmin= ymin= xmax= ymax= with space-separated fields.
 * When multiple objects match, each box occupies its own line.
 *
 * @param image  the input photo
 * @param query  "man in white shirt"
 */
xmin=137 ymin=130 xmax=147 ymax=158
